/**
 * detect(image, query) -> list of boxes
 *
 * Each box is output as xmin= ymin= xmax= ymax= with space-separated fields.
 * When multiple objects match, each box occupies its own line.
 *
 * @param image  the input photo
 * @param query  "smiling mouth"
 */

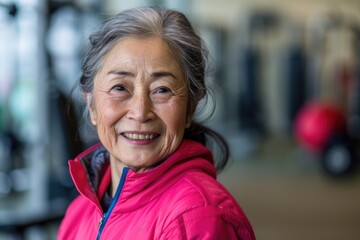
xmin=122 ymin=133 xmax=160 ymax=140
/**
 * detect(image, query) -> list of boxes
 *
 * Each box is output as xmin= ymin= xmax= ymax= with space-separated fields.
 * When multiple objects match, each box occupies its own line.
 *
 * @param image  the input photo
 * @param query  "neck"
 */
xmin=108 ymin=157 xmax=156 ymax=197
xmin=109 ymin=158 xmax=126 ymax=197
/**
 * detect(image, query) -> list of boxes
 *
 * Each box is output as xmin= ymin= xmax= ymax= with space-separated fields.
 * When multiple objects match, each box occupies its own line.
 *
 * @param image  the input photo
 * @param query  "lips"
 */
xmin=122 ymin=132 xmax=159 ymax=140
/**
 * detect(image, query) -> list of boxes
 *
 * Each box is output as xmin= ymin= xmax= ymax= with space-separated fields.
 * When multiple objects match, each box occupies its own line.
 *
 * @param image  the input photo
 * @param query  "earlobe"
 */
xmin=86 ymin=94 xmax=97 ymax=126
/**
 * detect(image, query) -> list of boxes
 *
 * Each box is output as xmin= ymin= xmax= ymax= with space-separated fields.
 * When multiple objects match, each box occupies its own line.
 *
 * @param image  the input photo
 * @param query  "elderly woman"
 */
xmin=58 ymin=6 xmax=255 ymax=240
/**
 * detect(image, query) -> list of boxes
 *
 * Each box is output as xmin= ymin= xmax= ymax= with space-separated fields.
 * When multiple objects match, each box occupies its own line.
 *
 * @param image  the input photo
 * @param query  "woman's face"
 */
xmin=88 ymin=37 xmax=189 ymax=171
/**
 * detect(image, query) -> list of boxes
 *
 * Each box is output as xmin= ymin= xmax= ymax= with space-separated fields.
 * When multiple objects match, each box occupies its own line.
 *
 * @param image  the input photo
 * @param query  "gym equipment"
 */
xmin=294 ymin=102 xmax=346 ymax=153
xmin=294 ymin=101 xmax=358 ymax=177
xmin=237 ymin=10 xmax=306 ymax=135
xmin=292 ymin=10 xmax=360 ymax=178
xmin=321 ymin=132 xmax=357 ymax=177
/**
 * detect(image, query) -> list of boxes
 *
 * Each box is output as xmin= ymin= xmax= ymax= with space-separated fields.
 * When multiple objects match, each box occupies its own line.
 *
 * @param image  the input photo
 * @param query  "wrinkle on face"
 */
xmin=88 ymin=36 xmax=190 ymax=177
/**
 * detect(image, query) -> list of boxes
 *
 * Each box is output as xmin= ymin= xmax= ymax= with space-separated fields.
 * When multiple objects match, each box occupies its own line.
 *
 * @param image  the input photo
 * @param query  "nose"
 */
xmin=126 ymin=91 xmax=155 ymax=122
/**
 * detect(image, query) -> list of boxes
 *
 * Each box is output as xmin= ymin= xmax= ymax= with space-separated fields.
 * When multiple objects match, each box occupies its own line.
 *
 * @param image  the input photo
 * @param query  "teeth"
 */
xmin=123 ymin=133 xmax=157 ymax=140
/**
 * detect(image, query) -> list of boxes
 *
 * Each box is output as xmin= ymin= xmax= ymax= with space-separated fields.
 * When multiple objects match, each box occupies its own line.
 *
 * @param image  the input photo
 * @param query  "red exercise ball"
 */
xmin=294 ymin=102 xmax=346 ymax=153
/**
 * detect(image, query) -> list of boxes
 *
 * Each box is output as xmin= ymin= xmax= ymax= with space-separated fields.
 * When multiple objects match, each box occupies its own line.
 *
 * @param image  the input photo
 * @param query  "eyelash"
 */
xmin=153 ymin=87 xmax=171 ymax=94
xmin=110 ymin=85 xmax=173 ymax=97
xmin=112 ymin=85 xmax=127 ymax=92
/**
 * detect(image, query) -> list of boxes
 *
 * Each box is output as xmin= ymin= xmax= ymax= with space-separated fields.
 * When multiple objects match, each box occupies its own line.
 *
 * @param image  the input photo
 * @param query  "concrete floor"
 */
xmin=218 ymin=137 xmax=360 ymax=240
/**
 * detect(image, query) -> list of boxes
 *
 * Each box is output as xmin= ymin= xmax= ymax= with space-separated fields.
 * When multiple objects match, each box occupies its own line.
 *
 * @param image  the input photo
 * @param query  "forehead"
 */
xmin=100 ymin=36 xmax=182 ymax=73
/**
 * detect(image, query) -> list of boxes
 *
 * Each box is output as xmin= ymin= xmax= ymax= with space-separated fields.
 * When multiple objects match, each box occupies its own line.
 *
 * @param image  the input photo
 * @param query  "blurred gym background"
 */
xmin=0 ymin=0 xmax=360 ymax=239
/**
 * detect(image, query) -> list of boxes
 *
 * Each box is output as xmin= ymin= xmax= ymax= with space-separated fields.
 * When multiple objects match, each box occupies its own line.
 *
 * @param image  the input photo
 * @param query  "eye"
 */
xmin=153 ymin=87 xmax=172 ymax=94
xmin=111 ymin=84 xmax=127 ymax=92
xmin=151 ymin=86 xmax=173 ymax=103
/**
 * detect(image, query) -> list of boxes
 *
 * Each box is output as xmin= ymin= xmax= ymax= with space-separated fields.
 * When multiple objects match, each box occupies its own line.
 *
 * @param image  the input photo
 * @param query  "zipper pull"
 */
xmin=98 ymin=216 xmax=104 ymax=229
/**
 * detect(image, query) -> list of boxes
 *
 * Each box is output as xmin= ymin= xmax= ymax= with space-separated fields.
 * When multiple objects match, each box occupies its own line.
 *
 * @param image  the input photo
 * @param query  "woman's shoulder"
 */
xmin=158 ymin=170 xmax=255 ymax=239
xmin=160 ymin=169 xmax=244 ymax=218
xmin=174 ymin=170 xmax=233 ymax=204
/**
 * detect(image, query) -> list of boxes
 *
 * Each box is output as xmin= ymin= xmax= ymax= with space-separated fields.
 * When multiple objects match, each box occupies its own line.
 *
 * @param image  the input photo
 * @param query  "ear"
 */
xmin=85 ymin=93 xmax=97 ymax=126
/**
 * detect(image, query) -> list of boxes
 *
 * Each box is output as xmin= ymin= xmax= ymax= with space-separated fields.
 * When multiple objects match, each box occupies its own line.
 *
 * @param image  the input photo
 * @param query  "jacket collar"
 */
xmin=69 ymin=139 xmax=216 ymax=212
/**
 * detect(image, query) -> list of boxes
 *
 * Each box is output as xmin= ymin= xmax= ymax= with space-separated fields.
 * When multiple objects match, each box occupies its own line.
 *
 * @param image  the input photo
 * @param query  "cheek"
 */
xmin=163 ymin=100 xmax=188 ymax=132
xmin=94 ymin=101 xmax=124 ymax=147
xmin=94 ymin=97 xmax=125 ymax=129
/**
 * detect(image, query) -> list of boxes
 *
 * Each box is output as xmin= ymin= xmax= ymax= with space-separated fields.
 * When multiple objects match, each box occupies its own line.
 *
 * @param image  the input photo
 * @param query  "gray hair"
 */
xmin=79 ymin=6 xmax=229 ymax=171
xmin=80 ymin=6 xmax=207 ymax=116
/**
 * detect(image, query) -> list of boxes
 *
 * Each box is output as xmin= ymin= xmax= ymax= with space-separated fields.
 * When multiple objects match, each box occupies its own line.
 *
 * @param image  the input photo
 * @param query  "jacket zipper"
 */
xmin=96 ymin=167 xmax=130 ymax=240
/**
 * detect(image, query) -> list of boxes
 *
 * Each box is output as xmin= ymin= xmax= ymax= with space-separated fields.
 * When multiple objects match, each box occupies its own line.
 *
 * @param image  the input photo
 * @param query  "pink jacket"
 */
xmin=58 ymin=139 xmax=255 ymax=239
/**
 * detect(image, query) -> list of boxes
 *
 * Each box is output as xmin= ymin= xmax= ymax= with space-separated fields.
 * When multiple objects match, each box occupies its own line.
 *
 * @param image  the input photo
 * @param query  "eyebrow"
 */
xmin=108 ymin=71 xmax=177 ymax=80
xmin=150 ymin=71 xmax=177 ymax=79
xmin=108 ymin=71 xmax=134 ymax=77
